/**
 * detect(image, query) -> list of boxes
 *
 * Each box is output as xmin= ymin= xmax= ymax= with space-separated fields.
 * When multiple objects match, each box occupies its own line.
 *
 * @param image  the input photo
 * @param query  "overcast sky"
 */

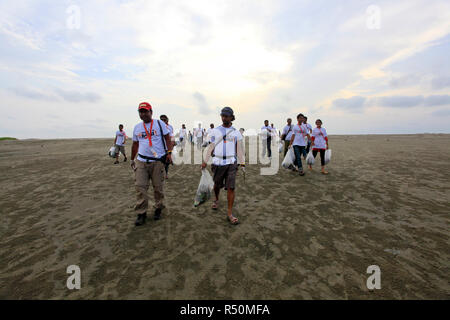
xmin=1 ymin=0 xmax=449 ymax=138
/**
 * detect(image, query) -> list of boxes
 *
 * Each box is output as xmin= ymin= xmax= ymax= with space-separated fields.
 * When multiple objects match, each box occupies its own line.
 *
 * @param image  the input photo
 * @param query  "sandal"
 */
xmin=212 ymin=200 xmax=218 ymax=210
xmin=227 ymin=215 xmax=239 ymax=225
xmin=321 ymin=170 xmax=329 ymax=175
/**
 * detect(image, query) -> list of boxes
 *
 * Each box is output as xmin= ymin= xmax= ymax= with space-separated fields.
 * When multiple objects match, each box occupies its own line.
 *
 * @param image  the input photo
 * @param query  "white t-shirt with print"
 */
xmin=312 ymin=127 xmax=328 ymax=149
xmin=194 ymin=128 xmax=203 ymax=137
xmin=115 ymin=130 xmax=127 ymax=146
xmin=133 ymin=120 xmax=169 ymax=162
xmin=179 ymin=128 xmax=186 ymax=139
xmin=164 ymin=124 xmax=174 ymax=137
xmin=282 ymin=125 xmax=294 ymax=141
xmin=260 ymin=125 xmax=272 ymax=140
xmin=292 ymin=123 xmax=309 ymax=147
xmin=210 ymin=126 xmax=243 ymax=166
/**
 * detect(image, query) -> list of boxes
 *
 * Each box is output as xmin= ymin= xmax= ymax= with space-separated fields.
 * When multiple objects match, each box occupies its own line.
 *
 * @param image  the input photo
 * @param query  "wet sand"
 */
xmin=0 ymin=134 xmax=449 ymax=299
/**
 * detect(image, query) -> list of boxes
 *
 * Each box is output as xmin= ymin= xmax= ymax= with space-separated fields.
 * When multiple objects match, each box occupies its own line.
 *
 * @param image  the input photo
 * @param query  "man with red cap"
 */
xmin=130 ymin=102 xmax=174 ymax=226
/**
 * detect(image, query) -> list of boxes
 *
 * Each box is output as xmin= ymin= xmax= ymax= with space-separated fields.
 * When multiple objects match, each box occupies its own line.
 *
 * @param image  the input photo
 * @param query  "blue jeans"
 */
xmin=293 ymin=145 xmax=306 ymax=171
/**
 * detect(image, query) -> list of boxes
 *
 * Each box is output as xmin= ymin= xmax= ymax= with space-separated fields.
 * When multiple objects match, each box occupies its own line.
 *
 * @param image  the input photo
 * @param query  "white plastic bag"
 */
xmin=108 ymin=146 xmax=116 ymax=158
xmin=194 ymin=169 xmax=214 ymax=207
xmin=278 ymin=141 xmax=283 ymax=153
xmin=306 ymin=150 xmax=315 ymax=165
xmin=171 ymin=147 xmax=177 ymax=162
xmin=282 ymin=148 xmax=295 ymax=169
xmin=324 ymin=149 xmax=331 ymax=164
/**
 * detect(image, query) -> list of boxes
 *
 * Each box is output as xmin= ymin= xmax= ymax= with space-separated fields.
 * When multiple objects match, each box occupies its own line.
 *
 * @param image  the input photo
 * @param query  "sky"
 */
xmin=0 ymin=0 xmax=449 ymax=139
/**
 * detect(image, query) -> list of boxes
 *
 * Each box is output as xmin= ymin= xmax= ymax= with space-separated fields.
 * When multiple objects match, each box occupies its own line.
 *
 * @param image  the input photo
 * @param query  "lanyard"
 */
xmin=298 ymin=124 xmax=305 ymax=136
xmin=143 ymin=120 xmax=154 ymax=147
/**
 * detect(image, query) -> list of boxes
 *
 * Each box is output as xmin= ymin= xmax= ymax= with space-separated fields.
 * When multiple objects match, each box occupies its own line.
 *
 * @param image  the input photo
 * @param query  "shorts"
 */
xmin=115 ymin=144 xmax=125 ymax=154
xmin=211 ymin=163 xmax=238 ymax=190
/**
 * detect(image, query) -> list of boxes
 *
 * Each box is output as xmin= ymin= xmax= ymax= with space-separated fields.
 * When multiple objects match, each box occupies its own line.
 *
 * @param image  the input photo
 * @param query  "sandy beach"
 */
xmin=0 ymin=134 xmax=449 ymax=299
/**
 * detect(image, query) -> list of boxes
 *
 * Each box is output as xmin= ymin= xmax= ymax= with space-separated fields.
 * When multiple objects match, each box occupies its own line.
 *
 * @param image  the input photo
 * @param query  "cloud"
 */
xmin=374 ymin=95 xmax=424 ymax=108
xmin=54 ymin=89 xmax=101 ymax=103
xmin=431 ymin=76 xmax=450 ymax=89
xmin=424 ymin=94 xmax=450 ymax=106
xmin=332 ymin=96 xmax=366 ymax=112
xmin=193 ymin=91 xmax=211 ymax=114
xmin=333 ymin=94 xmax=450 ymax=111
xmin=10 ymin=87 xmax=57 ymax=101
xmin=432 ymin=108 xmax=450 ymax=117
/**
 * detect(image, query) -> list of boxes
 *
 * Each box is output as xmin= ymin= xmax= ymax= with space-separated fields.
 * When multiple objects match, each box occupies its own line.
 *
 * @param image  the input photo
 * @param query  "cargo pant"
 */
xmin=134 ymin=160 xmax=165 ymax=214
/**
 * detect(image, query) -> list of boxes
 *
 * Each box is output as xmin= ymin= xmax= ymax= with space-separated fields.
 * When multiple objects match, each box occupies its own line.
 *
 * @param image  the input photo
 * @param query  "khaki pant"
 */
xmin=134 ymin=160 xmax=165 ymax=214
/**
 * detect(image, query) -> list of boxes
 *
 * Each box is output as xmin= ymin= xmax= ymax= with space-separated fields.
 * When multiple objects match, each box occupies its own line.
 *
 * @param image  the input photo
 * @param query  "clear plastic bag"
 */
xmin=306 ymin=150 xmax=315 ymax=165
xmin=108 ymin=146 xmax=116 ymax=158
xmin=278 ymin=141 xmax=284 ymax=153
xmin=324 ymin=149 xmax=331 ymax=165
xmin=194 ymin=169 xmax=214 ymax=207
xmin=282 ymin=148 xmax=295 ymax=169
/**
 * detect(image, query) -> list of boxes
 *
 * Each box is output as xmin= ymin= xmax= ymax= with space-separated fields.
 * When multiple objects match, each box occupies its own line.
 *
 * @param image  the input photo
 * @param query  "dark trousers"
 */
xmin=284 ymin=140 xmax=290 ymax=156
xmin=293 ymin=145 xmax=306 ymax=171
xmin=313 ymin=149 xmax=326 ymax=166
xmin=306 ymin=140 xmax=311 ymax=154
xmin=164 ymin=162 xmax=170 ymax=175
xmin=267 ymin=136 xmax=272 ymax=157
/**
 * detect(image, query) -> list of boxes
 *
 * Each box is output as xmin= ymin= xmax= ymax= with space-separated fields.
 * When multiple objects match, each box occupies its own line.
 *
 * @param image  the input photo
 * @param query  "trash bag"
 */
xmin=278 ymin=141 xmax=284 ymax=153
xmin=194 ymin=169 xmax=214 ymax=207
xmin=324 ymin=149 xmax=332 ymax=165
xmin=108 ymin=146 xmax=116 ymax=158
xmin=306 ymin=150 xmax=315 ymax=165
xmin=171 ymin=147 xmax=177 ymax=162
xmin=282 ymin=148 xmax=295 ymax=169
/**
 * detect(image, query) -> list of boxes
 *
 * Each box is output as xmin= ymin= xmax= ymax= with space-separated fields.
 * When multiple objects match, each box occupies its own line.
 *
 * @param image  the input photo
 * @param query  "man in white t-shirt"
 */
xmin=261 ymin=120 xmax=273 ymax=158
xmin=194 ymin=124 xmax=203 ymax=150
xmin=304 ymin=116 xmax=313 ymax=154
xmin=281 ymin=118 xmax=294 ymax=156
xmin=201 ymin=107 xmax=245 ymax=225
xmin=289 ymin=113 xmax=310 ymax=176
xmin=130 ymin=102 xmax=173 ymax=226
xmin=178 ymin=124 xmax=187 ymax=151
xmin=160 ymin=114 xmax=174 ymax=179
xmin=113 ymin=124 xmax=127 ymax=164
xmin=206 ymin=123 xmax=215 ymax=144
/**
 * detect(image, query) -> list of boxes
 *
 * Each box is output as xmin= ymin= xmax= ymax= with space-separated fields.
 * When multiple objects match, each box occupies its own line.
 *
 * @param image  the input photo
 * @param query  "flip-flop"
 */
xmin=227 ymin=215 xmax=239 ymax=225
xmin=212 ymin=200 xmax=218 ymax=210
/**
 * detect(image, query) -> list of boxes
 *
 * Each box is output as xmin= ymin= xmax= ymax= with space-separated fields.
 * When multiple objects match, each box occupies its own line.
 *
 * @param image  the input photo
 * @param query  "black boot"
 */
xmin=135 ymin=212 xmax=147 ymax=226
xmin=154 ymin=208 xmax=162 ymax=220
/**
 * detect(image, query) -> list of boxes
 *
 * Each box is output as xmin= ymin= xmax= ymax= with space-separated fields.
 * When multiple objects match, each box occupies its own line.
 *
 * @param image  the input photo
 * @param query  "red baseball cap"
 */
xmin=138 ymin=102 xmax=152 ymax=111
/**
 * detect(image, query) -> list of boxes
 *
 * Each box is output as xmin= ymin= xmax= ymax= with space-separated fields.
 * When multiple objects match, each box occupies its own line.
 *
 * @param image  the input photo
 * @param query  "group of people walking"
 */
xmin=280 ymin=114 xmax=329 ymax=175
xmin=112 ymin=102 xmax=329 ymax=227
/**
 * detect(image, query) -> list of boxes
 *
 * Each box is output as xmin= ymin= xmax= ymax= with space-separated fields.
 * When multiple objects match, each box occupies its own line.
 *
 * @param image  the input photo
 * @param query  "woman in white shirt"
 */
xmin=309 ymin=119 xmax=329 ymax=174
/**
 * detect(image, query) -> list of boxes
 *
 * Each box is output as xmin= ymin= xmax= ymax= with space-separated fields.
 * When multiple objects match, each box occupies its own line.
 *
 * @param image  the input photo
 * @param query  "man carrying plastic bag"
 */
xmin=201 ymin=106 xmax=245 ymax=225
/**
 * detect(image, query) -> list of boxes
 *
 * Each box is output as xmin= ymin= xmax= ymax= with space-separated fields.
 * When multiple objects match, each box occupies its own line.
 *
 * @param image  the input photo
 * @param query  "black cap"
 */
xmin=220 ymin=106 xmax=235 ymax=120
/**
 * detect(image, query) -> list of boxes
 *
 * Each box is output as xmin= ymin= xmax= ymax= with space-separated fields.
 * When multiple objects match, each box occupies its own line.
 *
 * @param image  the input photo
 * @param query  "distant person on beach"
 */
xmin=160 ymin=115 xmax=174 ymax=179
xmin=281 ymin=118 xmax=294 ymax=156
xmin=201 ymin=107 xmax=245 ymax=225
xmin=309 ymin=119 xmax=329 ymax=175
xmin=179 ymin=124 xmax=187 ymax=151
xmin=261 ymin=120 xmax=273 ymax=158
xmin=289 ymin=113 xmax=310 ymax=176
xmin=188 ymin=130 xmax=193 ymax=144
xmin=206 ymin=123 xmax=215 ymax=144
xmin=304 ymin=116 xmax=313 ymax=155
xmin=130 ymin=102 xmax=173 ymax=226
xmin=113 ymin=124 xmax=127 ymax=164
xmin=194 ymin=124 xmax=203 ymax=150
